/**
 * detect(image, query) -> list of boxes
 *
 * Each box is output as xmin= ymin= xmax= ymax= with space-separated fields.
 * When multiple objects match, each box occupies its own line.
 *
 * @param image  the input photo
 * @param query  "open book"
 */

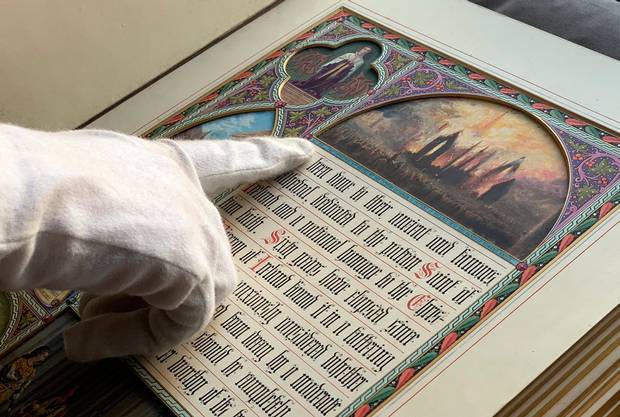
xmin=125 ymin=7 xmax=620 ymax=417
xmin=0 ymin=2 xmax=618 ymax=416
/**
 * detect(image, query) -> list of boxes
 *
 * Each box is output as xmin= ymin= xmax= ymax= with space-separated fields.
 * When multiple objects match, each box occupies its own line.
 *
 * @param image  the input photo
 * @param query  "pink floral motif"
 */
xmin=282 ymin=105 xmax=341 ymax=137
xmin=383 ymin=49 xmax=410 ymax=76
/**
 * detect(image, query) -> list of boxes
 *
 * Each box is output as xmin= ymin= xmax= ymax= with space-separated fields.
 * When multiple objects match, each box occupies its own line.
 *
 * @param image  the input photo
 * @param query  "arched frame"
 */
xmin=137 ymin=9 xmax=620 ymax=417
xmin=310 ymin=91 xmax=573 ymax=258
xmin=276 ymin=37 xmax=387 ymax=108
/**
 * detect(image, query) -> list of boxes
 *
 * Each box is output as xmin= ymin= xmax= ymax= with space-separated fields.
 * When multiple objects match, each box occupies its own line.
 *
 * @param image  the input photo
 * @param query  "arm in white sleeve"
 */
xmin=0 ymin=124 xmax=313 ymax=361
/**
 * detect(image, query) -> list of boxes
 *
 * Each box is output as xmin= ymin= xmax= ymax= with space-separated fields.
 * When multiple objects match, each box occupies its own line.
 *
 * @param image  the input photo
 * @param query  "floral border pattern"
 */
xmin=135 ymin=8 xmax=620 ymax=417
xmin=349 ymin=189 xmax=619 ymax=417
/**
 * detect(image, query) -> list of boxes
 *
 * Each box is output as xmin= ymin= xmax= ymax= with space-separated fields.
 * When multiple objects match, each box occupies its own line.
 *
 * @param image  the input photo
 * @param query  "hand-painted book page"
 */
xmin=128 ymin=8 xmax=620 ymax=417
xmin=137 ymin=145 xmax=514 ymax=417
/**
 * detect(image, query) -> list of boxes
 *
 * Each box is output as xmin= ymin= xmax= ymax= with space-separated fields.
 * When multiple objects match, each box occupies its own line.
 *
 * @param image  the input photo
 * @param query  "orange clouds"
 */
xmin=410 ymin=98 xmax=567 ymax=183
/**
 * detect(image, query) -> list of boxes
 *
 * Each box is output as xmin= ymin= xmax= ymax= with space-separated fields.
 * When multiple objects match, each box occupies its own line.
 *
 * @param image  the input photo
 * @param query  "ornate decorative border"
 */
xmin=0 ymin=292 xmax=22 ymax=348
xmin=122 ymin=8 xmax=620 ymax=417
xmin=126 ymin=357 xmax=193 ymax=417
xmin=143 ymin=10 xmax=620 ymax=259
xmin=0 ymin=290 xmax=80 ymax=359
xmin=144 ymin=10 xmax=619 ymax=147
xmin=348 ymin=189 xmax=620 ymax=417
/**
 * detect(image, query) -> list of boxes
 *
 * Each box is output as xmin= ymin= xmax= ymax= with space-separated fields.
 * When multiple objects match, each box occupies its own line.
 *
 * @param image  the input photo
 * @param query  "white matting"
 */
xmin=86 ymin=1 xmax=620 ymax=415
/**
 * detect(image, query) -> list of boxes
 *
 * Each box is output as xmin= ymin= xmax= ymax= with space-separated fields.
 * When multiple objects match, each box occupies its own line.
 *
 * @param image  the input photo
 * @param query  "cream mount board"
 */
xmin=85 ymin=1 xmax=620 ymax=416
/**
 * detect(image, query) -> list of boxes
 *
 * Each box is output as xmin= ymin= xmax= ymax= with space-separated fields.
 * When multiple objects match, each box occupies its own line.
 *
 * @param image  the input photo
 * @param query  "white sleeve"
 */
xmin=0 ymin=123 xmax=313 ymax=361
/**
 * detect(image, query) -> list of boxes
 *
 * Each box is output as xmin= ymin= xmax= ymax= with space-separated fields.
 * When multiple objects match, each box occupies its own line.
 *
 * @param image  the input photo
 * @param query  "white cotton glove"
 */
xmin=0 ymin=123 xmax=313 ymax=362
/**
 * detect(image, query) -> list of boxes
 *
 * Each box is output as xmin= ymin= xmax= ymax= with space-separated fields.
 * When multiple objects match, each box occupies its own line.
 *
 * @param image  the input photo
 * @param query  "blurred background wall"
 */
xmin=0 ymin=0 xmax=278 ymax=129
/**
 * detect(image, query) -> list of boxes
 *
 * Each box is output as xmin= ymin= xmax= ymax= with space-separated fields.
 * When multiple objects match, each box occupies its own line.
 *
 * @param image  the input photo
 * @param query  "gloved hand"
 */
xmin=0 ymin=123 xmax=313 ymax=362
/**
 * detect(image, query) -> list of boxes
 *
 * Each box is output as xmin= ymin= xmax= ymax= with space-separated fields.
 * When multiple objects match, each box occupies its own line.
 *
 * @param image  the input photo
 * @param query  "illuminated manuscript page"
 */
xmin=86 ymin=1 xmax=620 ymax=416
xmin=139 ymin=144 xmax=513 ymax=416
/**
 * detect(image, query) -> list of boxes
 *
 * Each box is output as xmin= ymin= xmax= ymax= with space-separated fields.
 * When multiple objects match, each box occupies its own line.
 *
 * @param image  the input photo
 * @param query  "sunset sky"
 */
xmin=359 ymin=97 xmax=568 ymax=184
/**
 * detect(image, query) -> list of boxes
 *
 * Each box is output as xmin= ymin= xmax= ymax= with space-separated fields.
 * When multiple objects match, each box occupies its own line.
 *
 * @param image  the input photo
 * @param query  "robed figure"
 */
xmin=0 ymin=346 xmax=50 ymax=412
xmin=294 ymin=46 xmax=372 ymax=97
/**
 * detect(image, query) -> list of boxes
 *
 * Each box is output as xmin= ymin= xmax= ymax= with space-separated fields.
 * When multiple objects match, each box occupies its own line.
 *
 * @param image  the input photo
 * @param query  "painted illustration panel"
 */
xmin=320 ymin=97 xmax=568 ymax=259
xmin=2 ymin=8 xmax=618 ymax=417
xmin=139 ymin=8 xmax=620 ymax=417
xmin=0 ymin=312 xmax=171 ymax=416
xmin=282 ymin=41 xmax=382 ymax=104
xmin=0 ymin=291 xmax=169 ymax=416
xmin=175 ymin=111 xmax=275 ymax=140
